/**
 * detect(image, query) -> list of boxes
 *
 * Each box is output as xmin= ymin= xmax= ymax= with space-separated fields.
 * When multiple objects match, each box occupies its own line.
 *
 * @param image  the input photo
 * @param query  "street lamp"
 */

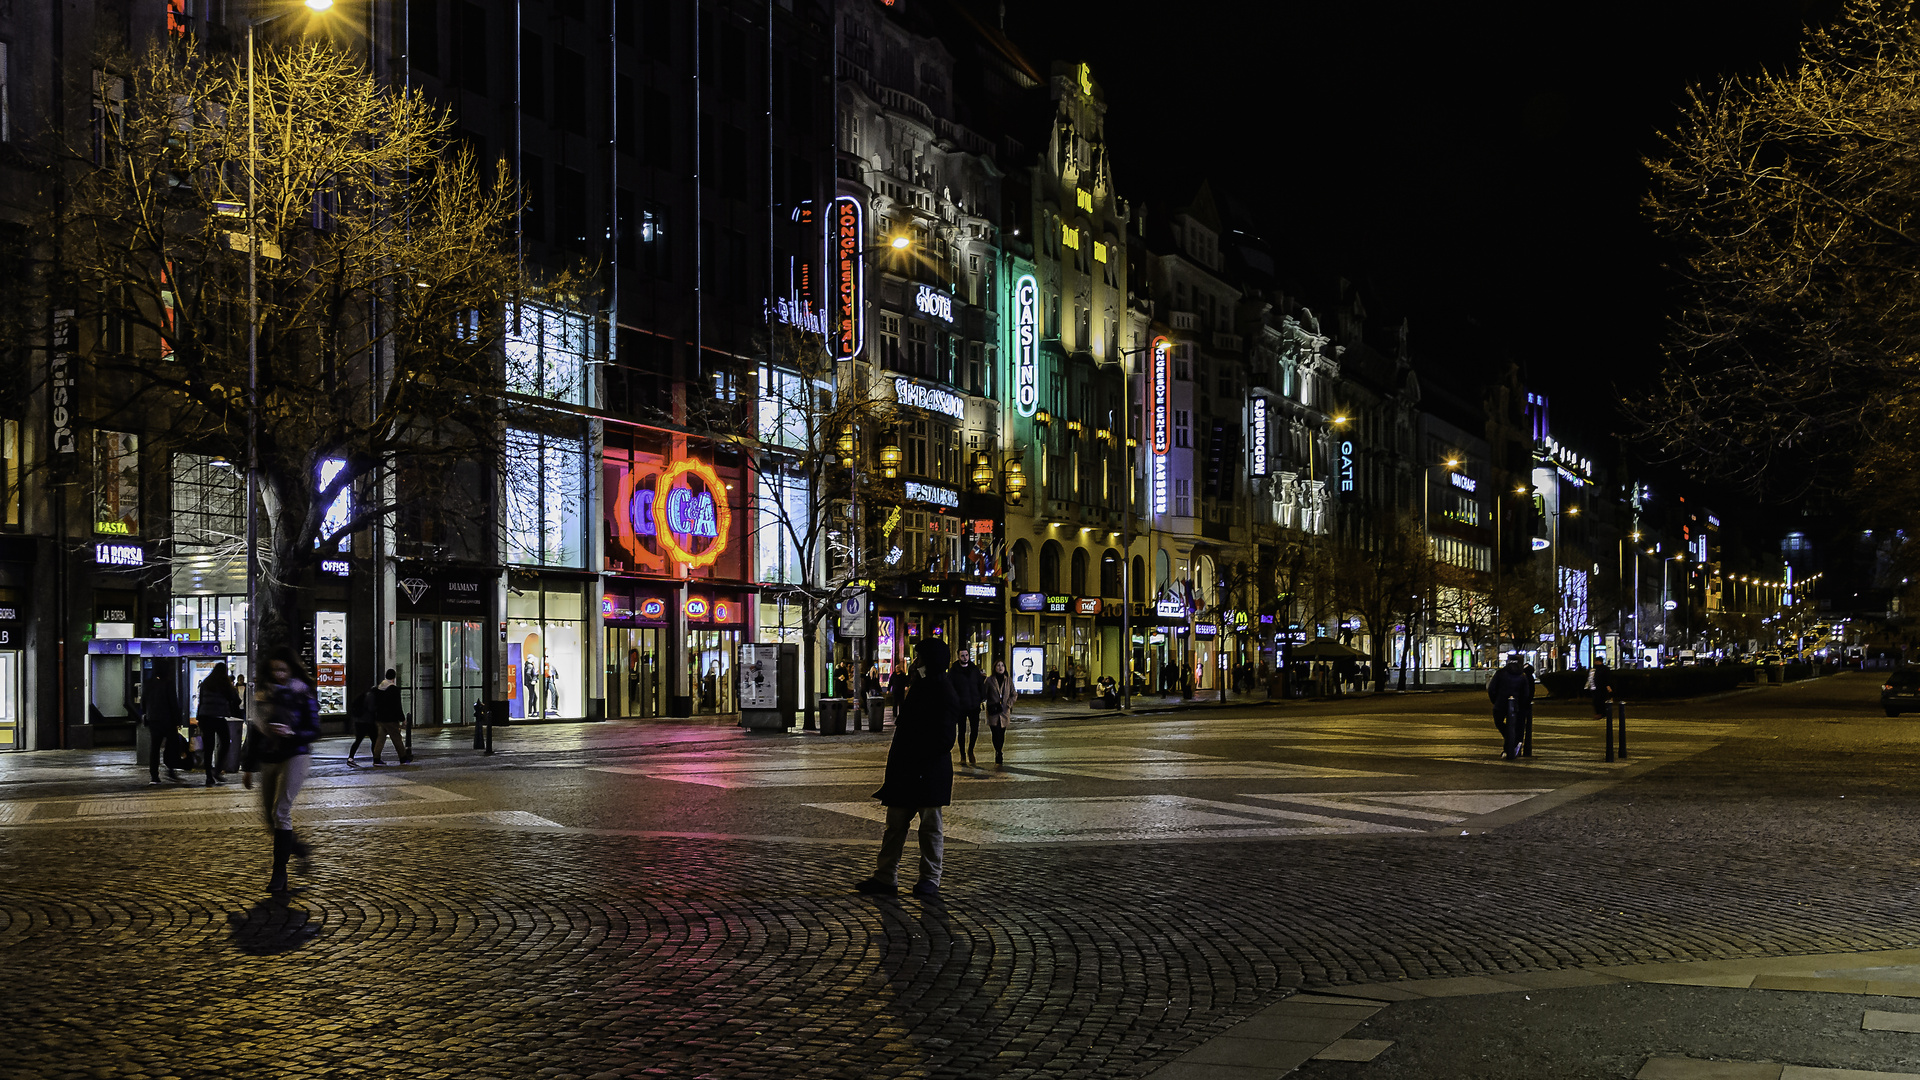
xmin=246 ymin=0 xmax=335 ymax=688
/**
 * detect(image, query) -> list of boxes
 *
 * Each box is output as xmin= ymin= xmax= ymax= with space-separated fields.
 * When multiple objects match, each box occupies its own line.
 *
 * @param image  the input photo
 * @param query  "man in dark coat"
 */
xmin=143 ymin=663 xmax=183 ymax=784
xmin=1587 ymin=660 xmax=1615 ymax=721
xmin=856 ymin=638 xmax=959 ymax=898
xmin=1487 ymin=653 xmax=1534 ymax=760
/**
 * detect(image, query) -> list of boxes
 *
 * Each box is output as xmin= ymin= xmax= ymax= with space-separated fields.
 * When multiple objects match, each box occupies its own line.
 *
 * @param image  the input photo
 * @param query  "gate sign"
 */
xmin=1014 ymin=274 xmax=1038 ymax=417
xmin=829 ymin=196 xmax=863 ymax=361
xmin=651 ymin=459 xmax=731 ymax=568
xmin=1338 ymin=439 xmax=1357 ymax=501
xmin=1152 ymin=336 xmax=1171 ymax=514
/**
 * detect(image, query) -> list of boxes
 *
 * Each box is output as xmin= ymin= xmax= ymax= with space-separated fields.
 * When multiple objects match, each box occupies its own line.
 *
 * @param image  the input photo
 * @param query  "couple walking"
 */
xmin=854 ymin=640 xmax=1013 ymax=899
xmin=346 ymin=670 xmax=412 ymax=765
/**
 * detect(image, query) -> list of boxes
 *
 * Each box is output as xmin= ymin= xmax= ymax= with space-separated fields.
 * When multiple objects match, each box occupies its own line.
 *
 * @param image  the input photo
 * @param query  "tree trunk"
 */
xmin=802 ymin=596 xmax=818 ymax=730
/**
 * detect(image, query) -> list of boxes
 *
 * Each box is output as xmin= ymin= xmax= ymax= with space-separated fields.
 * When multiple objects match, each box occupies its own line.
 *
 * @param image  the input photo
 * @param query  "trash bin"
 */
xmin=818 ymin=697 xmax=848 ymax=736
xmin=866 ymin=692 xmax=888 ymax=732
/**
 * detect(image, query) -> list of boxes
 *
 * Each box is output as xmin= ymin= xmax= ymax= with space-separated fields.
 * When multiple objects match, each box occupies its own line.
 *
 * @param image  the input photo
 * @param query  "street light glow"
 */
xmin=306 ymin=0 xmax=333 ymax=9
xmin=890 ymin=235 xmax=910 ymax=249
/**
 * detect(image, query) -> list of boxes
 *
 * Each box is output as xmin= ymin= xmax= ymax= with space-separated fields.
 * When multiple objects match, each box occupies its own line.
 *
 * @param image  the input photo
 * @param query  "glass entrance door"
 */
xmin=688 ymin=629 xmax=740 ymax=715
xmin=606 ymin=627 xmax=663 ymax=718
xmin=396 ymin=617 xmax=485 ymax=727
xmin=440 ymin=620 xmax=485 ymax=727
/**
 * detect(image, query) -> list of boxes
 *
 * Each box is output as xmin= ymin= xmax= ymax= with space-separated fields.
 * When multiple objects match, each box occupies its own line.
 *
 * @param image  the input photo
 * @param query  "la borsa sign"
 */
xmin=1014 ymin=274 xmax=1038 ymax=417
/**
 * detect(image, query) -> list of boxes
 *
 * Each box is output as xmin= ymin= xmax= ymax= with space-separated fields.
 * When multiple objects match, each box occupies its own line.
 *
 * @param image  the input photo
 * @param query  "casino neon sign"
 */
xmin=651 ymin=459 xmax=732 ymax=568
xmin=1014 ymin=274 xmax=1038 ymax=417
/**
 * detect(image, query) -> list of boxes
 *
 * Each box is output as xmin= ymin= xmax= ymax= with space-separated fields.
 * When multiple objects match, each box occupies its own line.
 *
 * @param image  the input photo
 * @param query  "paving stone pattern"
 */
xmin=7 ymin=693 xmax=1920 ymax=1078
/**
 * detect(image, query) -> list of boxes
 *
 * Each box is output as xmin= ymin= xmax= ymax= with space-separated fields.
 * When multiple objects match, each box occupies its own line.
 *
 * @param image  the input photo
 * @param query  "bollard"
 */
xmin=1521 ymin=697 xmax=1534 ymax=757
xmin=1604 ymin=699 xmax=1615 ymax=763
xmin=1617 ymin=700 xmax=1628 ymax=758
xmin=472 ymin=699 xmax=487 ymax=750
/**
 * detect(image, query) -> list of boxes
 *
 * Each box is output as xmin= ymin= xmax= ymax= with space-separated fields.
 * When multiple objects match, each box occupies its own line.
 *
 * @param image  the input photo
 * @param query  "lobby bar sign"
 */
xmin=1014 ymin=274 xmax=1038 ymax=417
xmin=830 ymin=196 xmax=863 ymax=361
xmin=1152 ymin=336 xmax=1171 ymax=514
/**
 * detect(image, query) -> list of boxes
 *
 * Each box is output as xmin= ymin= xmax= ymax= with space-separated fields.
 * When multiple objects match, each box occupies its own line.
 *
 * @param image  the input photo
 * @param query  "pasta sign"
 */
xmin=651 ymin=460 xmax=732 ymax=567
xmin=1014 ymin=274 xmax=1038 ymax=417
xmin=830 ymin=196 xmax=863 ymax=361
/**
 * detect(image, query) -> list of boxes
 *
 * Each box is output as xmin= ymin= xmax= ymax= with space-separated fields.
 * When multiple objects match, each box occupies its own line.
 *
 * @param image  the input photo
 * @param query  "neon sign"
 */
xmin=829 ymin=196 xmax=863 ymax=361
xmin=904 ymin=480 xmax=960 ymax=508
xmin=1338 ymin=440 xmax=1356 ymax=497
xmin=914 ymin=284 xmax=954 ymax=323
xmin=1449 ymin=471 xmax=1477 ymax=493
xmin=1151 ymin=336 xmax=1170 ymax=515
xmin=895 ymin=377 xmax=966 ymax=420
xmin=1250 ymin=396 xmax=1268 ymax=477
xmin=686 ymin=597 xmax=709 ymax=619
xmin=1014 ymin=274 xmax=1038 ymax=417
xmin=639 ymin=598 xmax=666 ymax=619
xmin=651 ymin=460 xmax=732 ymax=568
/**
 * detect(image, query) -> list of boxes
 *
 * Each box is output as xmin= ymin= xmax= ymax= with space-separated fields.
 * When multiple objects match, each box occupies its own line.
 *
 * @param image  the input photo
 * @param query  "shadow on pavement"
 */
xmin=229 ymin=898 xmax=322 ymax=955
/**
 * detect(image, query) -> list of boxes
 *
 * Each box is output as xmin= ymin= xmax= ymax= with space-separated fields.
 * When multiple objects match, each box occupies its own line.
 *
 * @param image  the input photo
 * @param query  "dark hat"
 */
xmin=917 ymin=638 xmax=951 ymax=671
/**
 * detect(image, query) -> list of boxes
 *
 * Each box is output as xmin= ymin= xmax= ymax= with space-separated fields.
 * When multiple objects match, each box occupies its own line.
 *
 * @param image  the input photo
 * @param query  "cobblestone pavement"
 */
xmin=3 ymin=675 xmax=1916 ymax=1079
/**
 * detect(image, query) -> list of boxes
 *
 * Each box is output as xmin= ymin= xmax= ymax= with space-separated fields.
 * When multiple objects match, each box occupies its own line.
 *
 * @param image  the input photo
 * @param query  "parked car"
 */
xmin=1882 ymin=669 xmax=1920 ymax=716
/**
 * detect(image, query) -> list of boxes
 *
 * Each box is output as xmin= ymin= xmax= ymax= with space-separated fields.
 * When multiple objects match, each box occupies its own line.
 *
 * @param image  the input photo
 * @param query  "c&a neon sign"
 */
xmin=651 ymin=460 xmax=732 ymax=567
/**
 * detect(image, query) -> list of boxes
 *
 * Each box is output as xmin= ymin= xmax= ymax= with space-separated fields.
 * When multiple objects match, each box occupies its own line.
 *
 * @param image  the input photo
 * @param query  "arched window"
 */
xmin=1154 ymin=548 xmax=1171 ymax=596
xmin=1132 ymin=555 xmax=1146 ymax=602
xmin=1101 ymin=549 xmax=1122 ymax=598
xmin=1011 ymin=540 xmax=1031 ymax=593
xmin=1040 ymin=540 xmax=1063 ymax=593
xmin=1070 ymin=547 xmax=1089 ymax=596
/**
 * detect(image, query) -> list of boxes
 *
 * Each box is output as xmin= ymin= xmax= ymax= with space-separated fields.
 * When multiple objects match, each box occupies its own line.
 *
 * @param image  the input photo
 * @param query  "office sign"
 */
xmin=1152 ymin=336 xmax=1171 ymax=514
xmin=1014 ymin=274 xmax=1038 ymax=417
xmin=829 ymin=196 xmax=863 ymax=361
xmin=1250 ymin=396 xmax=1269 ymax=477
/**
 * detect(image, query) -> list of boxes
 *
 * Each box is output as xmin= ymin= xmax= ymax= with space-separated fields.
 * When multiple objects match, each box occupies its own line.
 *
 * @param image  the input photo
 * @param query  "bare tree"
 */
xmin=1641 ymin=0 xmax=1920 ymax=506
xmin=677 ymin=324 xmax=904 ymax=721
xmin=1317 ymin=511 xmax=1436 ymax=690
xmin=45 ymin=39 xmax=565 ymax=655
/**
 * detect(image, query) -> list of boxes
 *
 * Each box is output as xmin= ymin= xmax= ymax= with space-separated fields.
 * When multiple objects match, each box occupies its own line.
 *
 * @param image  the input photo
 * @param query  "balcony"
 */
xmin=1213 ymin=331 xmax=1243 ymax=353
xmin=877 ymin=85 xmax=934 ymax=126
xmin=1170 ymin=311 xmax=1198 ymax=331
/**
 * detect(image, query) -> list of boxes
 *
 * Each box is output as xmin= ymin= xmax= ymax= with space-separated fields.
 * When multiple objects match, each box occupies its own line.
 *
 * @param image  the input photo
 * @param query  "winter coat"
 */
xmin=874 ymin=666 xmax=960 ymax=809
xmin=244 ymin=678 xmax=323 ymax=767
xmin=951 ymin=660 xmax=988 ymax=715
xmin=141 ymin=675 xmax=181 ymax=731
xmin=1487 ymin=663 xmax=1533 ymax=714
xmin=194 ymin=677 xmax=240 ymax=725
xmin=984 ymin=672 xmax=1013 ymax=725
xmin=373 ymin=683 xmax=406 ymax=725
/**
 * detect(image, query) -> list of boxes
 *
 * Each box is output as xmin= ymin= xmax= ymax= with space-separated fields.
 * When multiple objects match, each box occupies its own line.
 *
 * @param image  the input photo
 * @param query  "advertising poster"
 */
xmin=738 ymin=644 xmax=779 ymax=710
xmin=314 ymin=610 xmax=347 ymax=713
xmin=876 ymin=616 xmax=897 ymax=688
xmin=1012 ymin=646 xmax=1046 ymax=695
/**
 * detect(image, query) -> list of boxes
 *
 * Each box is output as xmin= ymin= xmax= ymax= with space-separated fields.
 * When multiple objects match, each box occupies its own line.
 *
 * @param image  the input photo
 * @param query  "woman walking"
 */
xmin=242 ymin=649 xmax=322 ymax=894
xmin=195 ymin=662 xmax=241 ymax=787
xmin=984 ymin=659 xmax=1013 ymax=765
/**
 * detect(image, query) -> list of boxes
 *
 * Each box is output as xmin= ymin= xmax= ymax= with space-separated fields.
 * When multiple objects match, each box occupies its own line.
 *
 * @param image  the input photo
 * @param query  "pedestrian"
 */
xmin=854 ymin=638 xmax=960 ymax=898
xmin=241 ymin=649 xmax=323 ymax=895
xmin=345 ymin=680 xmax=378 ymax=764
xmin=195 ymin=661 xmax=241 ymax=787
xmin=1064 ymin=666 xmax=1078 ymax=701
xmin=1045 ymin=668 xmax=1059 ymax=701
xmin=1487 ymin=652 xmax=1534 ymax=760
xmin=1588 ymin=659 xmax=1615 ymax=721
xmin=984 ymin=659 xmax=1013 ymax=764
xmin=143 ymin=663 xmax=183 ymax=785
xmin=371 ymin=668 xmax=412 ymax=764
xmin=950 ymin=650 xmax=988 ymax=765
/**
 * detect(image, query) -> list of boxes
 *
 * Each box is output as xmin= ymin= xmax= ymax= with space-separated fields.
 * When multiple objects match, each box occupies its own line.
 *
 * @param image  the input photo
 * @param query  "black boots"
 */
xmin=268 ymin=829 xmax=293 ymax=894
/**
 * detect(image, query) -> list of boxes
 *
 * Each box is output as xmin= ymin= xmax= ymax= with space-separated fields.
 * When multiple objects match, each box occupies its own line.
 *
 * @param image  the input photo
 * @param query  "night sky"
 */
xmin=1002 ymin=0 xmax=1836 ymax=481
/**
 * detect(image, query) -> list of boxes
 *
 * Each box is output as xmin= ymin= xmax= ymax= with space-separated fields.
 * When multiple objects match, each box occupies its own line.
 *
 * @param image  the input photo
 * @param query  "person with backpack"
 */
xmin=950 ymin=650 xmax=988 ymax=765
xmin=1487 ymin=653 xmax=1535 ymax=760
xmin=143 ymin=663 xmax=183 ymax=785
xmin=855 ymin=638 xmax=960 ymax=898
xmin=195 ymin=662 xmax=242 ymax=786
xmin=345 ymin=681 xmax=379 ymax=764
xmin=370 ymin=668 xmax=411 ymax=765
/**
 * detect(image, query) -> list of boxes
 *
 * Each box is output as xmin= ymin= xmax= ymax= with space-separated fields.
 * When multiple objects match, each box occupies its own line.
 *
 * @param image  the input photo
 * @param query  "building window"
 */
xmin=1174 ymin=410 xmax=1190 ymax=448
xmin=94 ymin=432 xmax=139 ymax=536
xmin=907 ymin=321 xmax=929 ymax=376
xmin=879 ymin=312 xmax=901 ymax=370
xmin=506 ymin=303 xmax=590 ymax=405
xmin=1173 ymin=479 xmax=1191 ymax=517
xmin=504 ymin=429 xmax=586 ymax=568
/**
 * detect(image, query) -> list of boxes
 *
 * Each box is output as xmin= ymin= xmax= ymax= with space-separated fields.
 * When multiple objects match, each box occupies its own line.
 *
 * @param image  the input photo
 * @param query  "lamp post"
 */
xmin=246 ymin=0 xmax=334 ymax=689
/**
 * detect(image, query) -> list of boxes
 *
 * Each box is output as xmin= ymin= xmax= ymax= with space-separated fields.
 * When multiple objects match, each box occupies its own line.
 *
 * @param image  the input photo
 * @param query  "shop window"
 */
xmin=754 ymin=468 xmax=808 ymax=584
xmin=504 ymin=429 xmax=586 ymax=568
xmin=507 ymin=579 xmax=584 ymax=720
